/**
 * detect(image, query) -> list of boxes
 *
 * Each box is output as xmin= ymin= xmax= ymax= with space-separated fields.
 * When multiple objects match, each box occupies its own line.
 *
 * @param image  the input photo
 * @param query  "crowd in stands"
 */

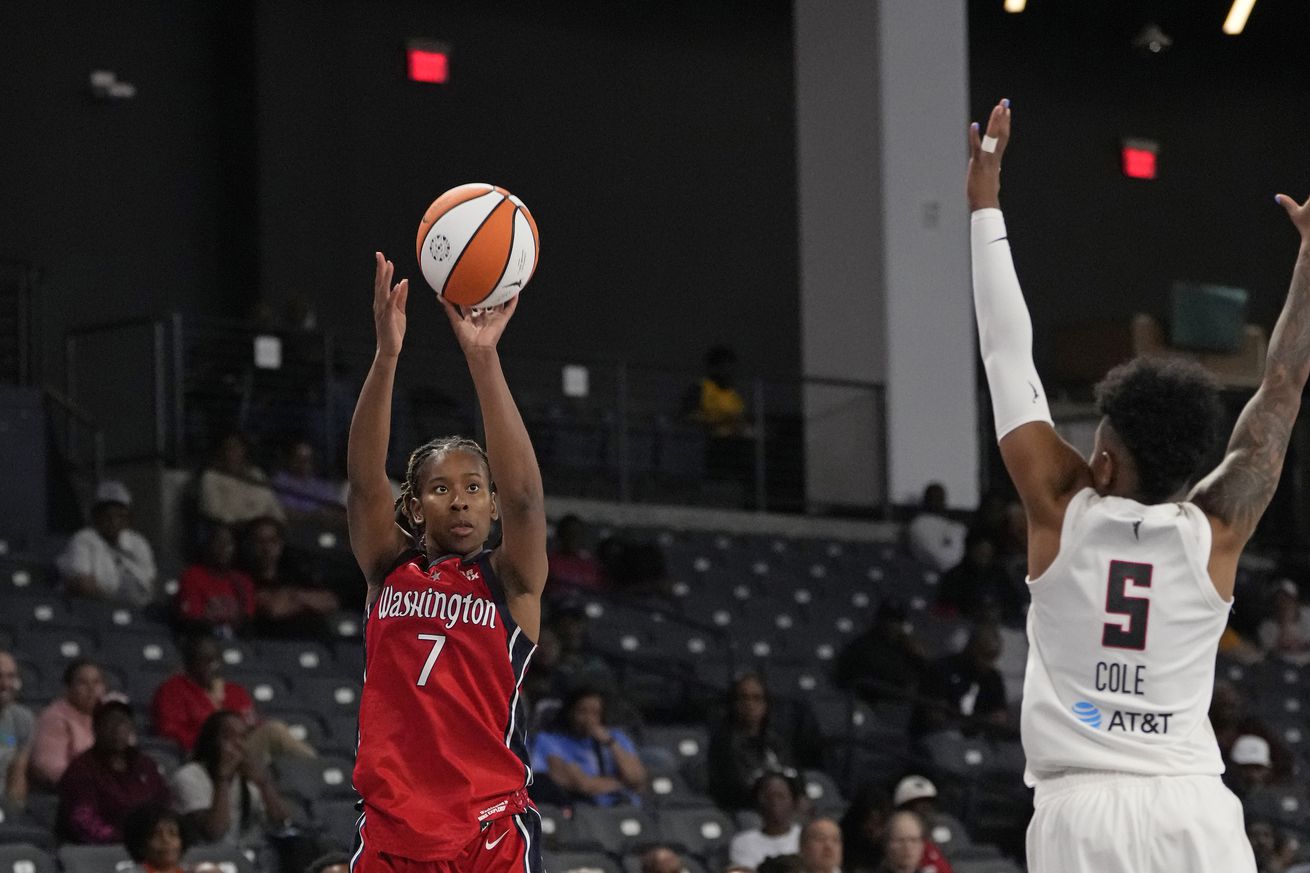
xmin=5 ymin=451 xmax=1310 ymax=872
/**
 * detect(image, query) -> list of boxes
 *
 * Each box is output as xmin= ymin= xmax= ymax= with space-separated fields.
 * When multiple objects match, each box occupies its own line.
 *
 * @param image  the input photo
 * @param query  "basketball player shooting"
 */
xmin=968 ymin=99 xmax=1310 ymax=872
xmin=345 ymin=253 xmax=547 ymax=873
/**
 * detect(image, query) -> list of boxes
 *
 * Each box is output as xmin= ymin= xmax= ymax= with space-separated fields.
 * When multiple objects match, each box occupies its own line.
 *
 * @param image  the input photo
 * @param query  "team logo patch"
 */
xmin=1072 ymin=700 xmax=1102 ymax=729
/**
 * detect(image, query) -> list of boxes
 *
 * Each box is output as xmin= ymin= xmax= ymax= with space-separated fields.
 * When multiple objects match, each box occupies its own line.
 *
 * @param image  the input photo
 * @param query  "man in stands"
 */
xmin=57 ymin=480 xmax=157 ymax=606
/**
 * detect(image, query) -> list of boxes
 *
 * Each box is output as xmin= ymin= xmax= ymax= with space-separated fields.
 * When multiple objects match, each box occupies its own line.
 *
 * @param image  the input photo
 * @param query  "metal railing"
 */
xmin=64 ymin=314 xmax=889 ymax=516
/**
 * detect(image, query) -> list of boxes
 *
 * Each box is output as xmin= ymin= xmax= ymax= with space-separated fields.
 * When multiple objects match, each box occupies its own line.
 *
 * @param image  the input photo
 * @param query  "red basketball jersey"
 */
xmin=353 ymin=549 xmax=537 ymax=860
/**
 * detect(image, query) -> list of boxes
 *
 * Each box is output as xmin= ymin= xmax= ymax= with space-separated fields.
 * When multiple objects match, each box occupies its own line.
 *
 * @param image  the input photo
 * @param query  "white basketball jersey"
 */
xmin=1021 ymin=488 xmax=1231 ymax=784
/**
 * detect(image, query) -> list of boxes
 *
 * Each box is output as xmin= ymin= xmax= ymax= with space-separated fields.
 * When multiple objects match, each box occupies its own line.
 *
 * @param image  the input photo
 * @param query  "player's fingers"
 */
xmin=438 ymin=295 xmax=464 ymax=326
xmin=394 ymin=279 xmax=409 ymax=313
xmin=968 ymin=122 xmax=982 ymax=160
xmin=983 ymin=100 xmax=1010 ymax=158
xmin=373 ymin=252 xmax=388 ymax=301
xmin=502 ymin=295 xmax=520 ymax=319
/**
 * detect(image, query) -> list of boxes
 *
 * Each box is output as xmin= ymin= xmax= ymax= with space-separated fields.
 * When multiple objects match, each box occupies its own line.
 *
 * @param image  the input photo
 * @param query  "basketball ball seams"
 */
xmin=439 ymin=192 xmax=509 ymax=303
xmin=488 ymin=212 xmax=519 ymax=300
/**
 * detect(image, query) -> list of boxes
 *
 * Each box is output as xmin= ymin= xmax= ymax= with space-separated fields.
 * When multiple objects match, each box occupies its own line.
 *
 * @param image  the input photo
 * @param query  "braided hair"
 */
xmin=394 ymin=435 xmax=494 ymax=552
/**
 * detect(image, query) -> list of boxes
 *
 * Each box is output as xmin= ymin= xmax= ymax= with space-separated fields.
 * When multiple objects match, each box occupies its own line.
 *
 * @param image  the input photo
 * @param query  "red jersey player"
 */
xmin=346 ymin=253 xmax=548 ymax=873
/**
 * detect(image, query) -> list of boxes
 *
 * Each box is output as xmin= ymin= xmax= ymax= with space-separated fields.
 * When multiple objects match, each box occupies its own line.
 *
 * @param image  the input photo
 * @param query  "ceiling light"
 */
xmin=1223 ymin=0 xmax=1256 ymax=35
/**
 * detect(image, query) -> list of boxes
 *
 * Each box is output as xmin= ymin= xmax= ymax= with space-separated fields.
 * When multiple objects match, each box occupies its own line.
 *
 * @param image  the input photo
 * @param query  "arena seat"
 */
xmin=313 ymin=798 xmax=362 ymax=853
xmin=57 ymin=843 xmax=133 ymax=873
xmin=275 ymin=755 xmax=357 ymax=803
xmin=563 ymin=806 xmax=657 ymax=856
xmin=182 ymin=844 xmax=258 ymax=873
xmin=653 ymin=806 xmax=735 ymax=859
xmin=543 ymin=850 xmax=622 ymax=873
xmin=0 ymin=843 xmax=57 ymax=872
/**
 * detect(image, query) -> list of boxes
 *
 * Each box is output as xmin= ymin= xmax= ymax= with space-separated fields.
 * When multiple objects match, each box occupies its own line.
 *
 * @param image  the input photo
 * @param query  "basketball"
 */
xmin=415 ymin=183 xmax=540 ymax=308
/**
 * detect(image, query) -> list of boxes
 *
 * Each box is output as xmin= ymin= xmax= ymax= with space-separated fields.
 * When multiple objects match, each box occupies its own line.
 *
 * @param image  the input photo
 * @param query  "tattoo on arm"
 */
xmin=1196 ymin=246 xmax=1310 ymax=536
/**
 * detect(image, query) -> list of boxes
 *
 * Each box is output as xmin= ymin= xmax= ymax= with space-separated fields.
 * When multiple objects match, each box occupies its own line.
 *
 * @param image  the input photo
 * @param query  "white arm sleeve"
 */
xmin=971 ymin=208 xmax=1053 ymax=440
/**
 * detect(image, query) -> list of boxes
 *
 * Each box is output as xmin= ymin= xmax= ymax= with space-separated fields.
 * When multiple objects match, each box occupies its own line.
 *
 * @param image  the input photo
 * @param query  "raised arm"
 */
xmin=440 ymin=297 xmax=548 ymax=611
xmin=346 ymin=253 xmax=411 ymax=590
xmin=967 ymin=101 xmax=1091 ymax=573
xmin=1190 ymin=193 xmax=1310 ymax=590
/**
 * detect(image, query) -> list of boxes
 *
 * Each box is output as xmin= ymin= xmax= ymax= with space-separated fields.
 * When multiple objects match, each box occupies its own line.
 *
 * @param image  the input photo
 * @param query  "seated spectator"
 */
xmin=891 ymin=776 xmax=954 ymax=873
xmin=641 ymin=846 xmax=686 ymax=873
xmin=271 ymin=438 xmax=346 ymax=523
xmin=198 ymin=433 xmax=286 ymax=526
xmin=799 ymin=818 xmax=843 ymax=873
xmin=176 ymin=525 xmax=255 ymax=636
xmin=122 ymin=802 xmax=188 ymax=873
xmin=709 ymin=673 xmax=796 ymax=811
xmin=530 ymin=686 xmax=646 ymax=807
xmin=912 ymin=623 xmax=1008 ymax=737
xmin=152 ymin=634 xmax=255 ymax=753
xmin=30 ymin=658 xmax=105 ymax=786
xmin=1227 ymin=734 xmax=1275 ymax=798
xmin=836 ymin=603 xmax=928 ymax=706
xmin=240 ymin=516 xmax=338 ymax=639
xmin=171 ymin=710 xmax=291 ymax=849
xmin=56 ymin=480 xmax=158 ymax=606
xmin=876 ymin=811 xmax=932 ymax=873
xmin=1210 ymin=681 xmax=1294 ymax=782
xmin=305 ymin=853 xmax=351 ymax=873
xmin=1258 ymin=579 xmax=1310 ymax=667
xmin=56 ymin=696 xmax=169 ymax=843
xmin=934 ymin=531 xmax=1023 ymax=625
xmin=840 ymin=784 xmax=893 ymax=873
xmin=905 ymin=483 xmax=966 ymax=573
xmin=1247 ymin=818 xmax=1304 ymax=873
xmin=547 ymin=515 xmax=607 ymax=593
xmin=728 ymin=771 xmax=804 ymax=869
xmin=0 ymin=649 xmax=33 ymax=815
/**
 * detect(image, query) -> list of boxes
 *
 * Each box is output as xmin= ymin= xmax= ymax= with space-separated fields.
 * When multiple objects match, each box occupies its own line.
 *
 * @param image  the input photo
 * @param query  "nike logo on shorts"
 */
xmin=485 ymin=829 xmax=510 ymax=851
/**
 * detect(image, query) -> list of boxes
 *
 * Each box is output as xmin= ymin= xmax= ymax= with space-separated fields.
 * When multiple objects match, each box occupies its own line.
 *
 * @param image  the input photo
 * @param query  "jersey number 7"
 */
xmin=417 ymin=634 xmax=448 ymax=686
xmin=1102 ymin=560 xmax=1152 ymax=651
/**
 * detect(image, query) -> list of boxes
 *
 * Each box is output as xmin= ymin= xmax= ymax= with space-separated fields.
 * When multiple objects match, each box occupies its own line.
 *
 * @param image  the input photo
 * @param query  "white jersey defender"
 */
xmin=1022 ymin=488 xmax=1228 ymax=781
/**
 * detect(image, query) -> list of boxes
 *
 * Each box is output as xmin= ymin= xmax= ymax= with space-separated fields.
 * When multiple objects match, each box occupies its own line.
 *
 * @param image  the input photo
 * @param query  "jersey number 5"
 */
xmin=417 ymin=634 xmax=448 ymax=686
xmin=1102 ymin=560 xmax=1152 ymax=651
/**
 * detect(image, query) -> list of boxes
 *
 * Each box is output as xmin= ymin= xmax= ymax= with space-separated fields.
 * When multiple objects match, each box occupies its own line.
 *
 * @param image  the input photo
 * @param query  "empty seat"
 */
xmin=654 ymin=806 xmax=735 ymax=859
xmin=226 ymin=670 xmax=292 ymax=707
xmin=0 ymin=844 xmax=57 ymax=873
xmin=641 ymin=726 xmax=709 ymax=771
xmin=263 ymin=709 xmax=329 ymax=747
xmin=544 ymin=850 xmax=622 ymax=873
xmin=255 ymin=640 xmax=335 ymax=674
xmin=534 ymin=803 xmax=571 ymax=849
xmin=564 ymin=805 xmax=657 ymax=855
xmin=291 ymin=676 xmax=363 ymax=714
xmin=314 ymin=798 xmax=363 ymax=853
xmin=57 ymin=843 xmax=133 ymax=873
xmin=15 ymin=627 xmax=98 ymax=666
xmin=182 ymin=844 xmax=258 ymax=873
xmin=275 ymin=755 xmax=357 ymax=803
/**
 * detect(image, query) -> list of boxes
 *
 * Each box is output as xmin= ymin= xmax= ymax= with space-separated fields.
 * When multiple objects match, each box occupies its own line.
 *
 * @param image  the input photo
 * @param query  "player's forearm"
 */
xmin=347 ymin=352 xmax=398 ymax=487
xmin=971 ymin=209 xmax=1053 ymax=438
xmin=1261 ymin=243 xmax=1310 ymax=399
xmin=464 ymin=349 xmax=544 ymax=512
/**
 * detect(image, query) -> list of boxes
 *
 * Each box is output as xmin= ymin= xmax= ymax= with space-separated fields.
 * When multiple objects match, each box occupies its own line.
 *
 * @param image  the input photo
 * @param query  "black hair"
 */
xmin=122 ymin=802 xmax=187 ymax=863
xmin=752 ymin=767 xmax=803 ymax=803
xmin=62 ymin=657 xmax=99 ymax=687
xmin=1094 ymin=356 xmax=1222 ymax=503
xmin=757 ymin=855 xmax=804 ymax=873
xmin=727 ymin=671 xmax=772 ymax=728
xmin=192 ymin=710 xmax=253 ymax=830
xmin=561 ymin=685 xmax=607 ymax=720
xmin=394 ymin=435 xmax=494 ymax=548
xmin=178 ymin=631 xmax=218 ymax=667
xmin=840 ymin=783 xmax=894 ymax=869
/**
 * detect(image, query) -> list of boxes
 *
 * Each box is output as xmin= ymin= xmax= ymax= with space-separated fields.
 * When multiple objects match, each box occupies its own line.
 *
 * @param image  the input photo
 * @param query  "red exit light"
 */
xmin=407 ymin=42 xmax=449 ymax=84
xmin=1121 ymin=139 xmax=1159 ymax=180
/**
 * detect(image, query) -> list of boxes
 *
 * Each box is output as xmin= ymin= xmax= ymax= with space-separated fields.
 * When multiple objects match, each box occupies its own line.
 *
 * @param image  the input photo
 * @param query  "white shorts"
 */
xmin=1027 ymin=771 xmax=1256 ymax=873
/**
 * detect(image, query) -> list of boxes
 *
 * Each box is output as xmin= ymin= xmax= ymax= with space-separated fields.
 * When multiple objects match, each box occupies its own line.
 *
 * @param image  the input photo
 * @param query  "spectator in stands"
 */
xmin=934 ymin=531 xmax=1023 ymax=625
xmin=152 ymin=634 xmax=315 ymax=766
xmin=641 ymin=846 xmax=686 ymax=873
xmin=596 ymin=533 xmax=671 ymax=597
xmin=552 ymin=604 xmax=618 ymax=692
xmin=176 ymin=525 xmax=256 ymax=636
xmin=729 ymin=770 xmax=805 ymax=869
xmin=1258 ymin=579 xmax=1310 ymax=667
xmin=0 ymin=649 xmax=32 ymax=815
xmin=547 ymin=515 xmax=607 ymax=593
xmin=877 ymin=811 xmax=930 ymax=873
xmin=912 ymin=623 xmax=1009 ymax=737
xmin=305 ymin=853 xmax=351 ymax=873
xmin=685 ymin=345 xmax=755 ymax=503
xmin=171 ymin=709 xmax=291 ymax=849
xmin=272 ymin=438 xmax=346 ymax=523
xmin=1247 ymin=819 xmax=1304 ymax=873
xmin=1227 ymin=734 xmax=1275 ymax=798
xmin=836 ymin=602 xmax=928 ymax=706
xmin=122 ymin=803 xmax=188 ymax=873
xmin=56 ymin=696 xmax=169 ymax=843
xmin=799 ymin=818 xmax=843 ymax=873
xmin=840 ymin=784 xmax=893 ymax=873
xmin=1210 ymin=681 xmax=1294 ymax=782
xmin=521 ymin=625 xmax=565 ymax=728
xmin=709 ymin=673 xmax=796 ymax=811
xmin=199 ymin=433 xmax=286 ymax=526
xmin=56 ymin=480 xmax=158 ymax=606
xmin=30 ymin=657 xmax=105 ymax=786
xmin=529 ymin=686 xmax=647 ymax=807
xmin=240 ymin=516 xmax=338 ymax=639
xmin=891 ymin=776 xmax=954 ymax=873
xmin=906 ymin=483 xmax=966 ymax=572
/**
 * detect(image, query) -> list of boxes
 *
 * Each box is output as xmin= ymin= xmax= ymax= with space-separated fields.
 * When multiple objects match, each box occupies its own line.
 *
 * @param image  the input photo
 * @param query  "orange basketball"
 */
xmin=415 ymin=183 xmax=540 ymax=308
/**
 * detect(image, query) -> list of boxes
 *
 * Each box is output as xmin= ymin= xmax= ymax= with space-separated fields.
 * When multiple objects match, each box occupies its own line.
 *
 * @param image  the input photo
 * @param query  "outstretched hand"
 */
xmin=967 ymin=99 xmax=1012 ymax=211
xmin=441 ymin=294 xmax=520 ymax=355
xmin=1276 ymin=192 xmax=1310 ymax=244
xmin=373 ymin=252 xmax=409 ymax=358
